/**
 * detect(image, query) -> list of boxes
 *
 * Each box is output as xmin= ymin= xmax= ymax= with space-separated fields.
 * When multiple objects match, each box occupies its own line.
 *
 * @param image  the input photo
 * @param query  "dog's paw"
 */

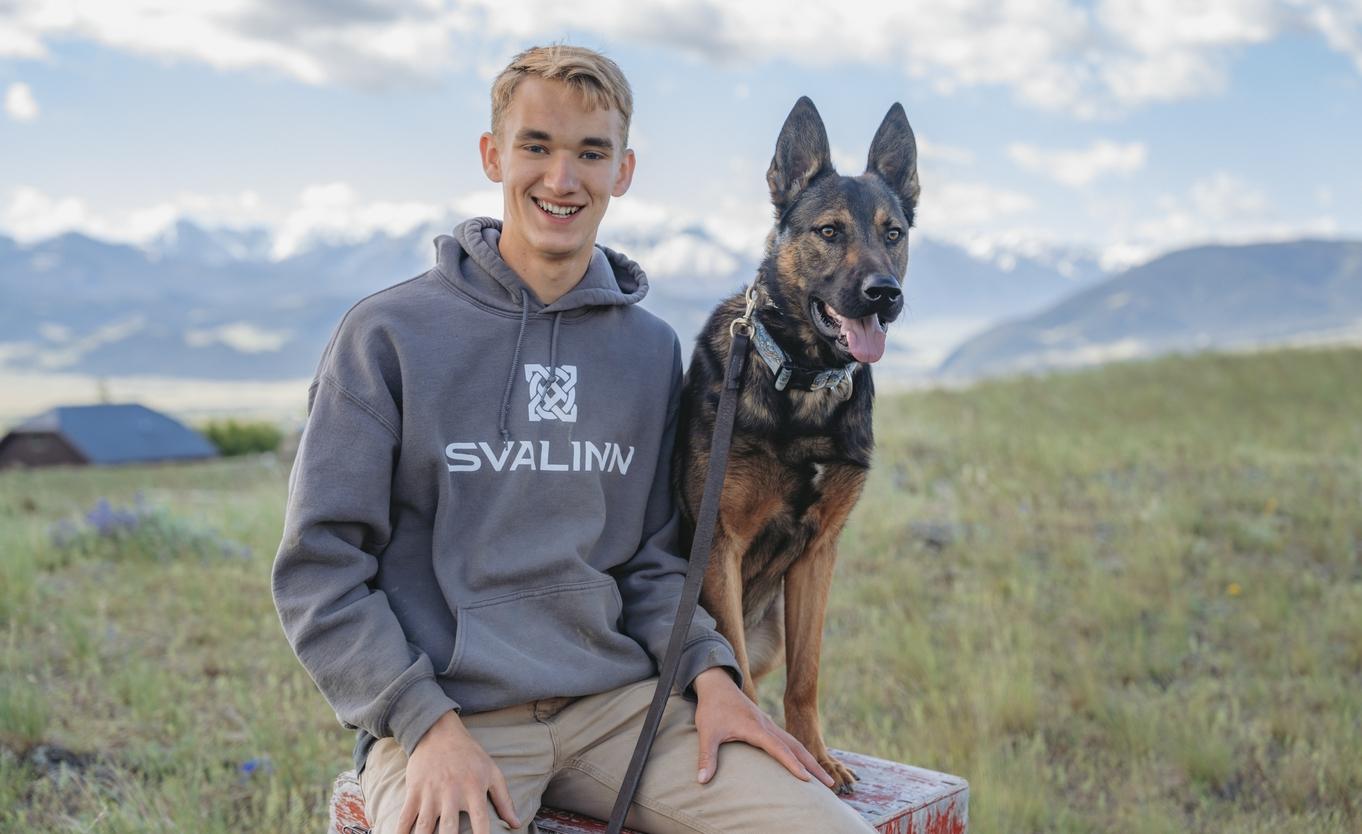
xmin=820 ymin=755 xmax=859 ymax=794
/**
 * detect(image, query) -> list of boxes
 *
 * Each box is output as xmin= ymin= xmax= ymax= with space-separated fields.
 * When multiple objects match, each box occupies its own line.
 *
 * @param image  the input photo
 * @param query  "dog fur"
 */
xmin=674 ymin=96 xmax=917 ymax=792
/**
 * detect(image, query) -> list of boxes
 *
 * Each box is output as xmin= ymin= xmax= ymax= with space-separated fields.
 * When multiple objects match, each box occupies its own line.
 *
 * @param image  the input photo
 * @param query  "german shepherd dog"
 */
xmin=675 ymin=97 xmax=917 ymax=792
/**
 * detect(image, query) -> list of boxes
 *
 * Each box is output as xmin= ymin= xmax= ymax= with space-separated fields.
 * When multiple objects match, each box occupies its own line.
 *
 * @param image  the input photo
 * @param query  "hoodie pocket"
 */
xmin=441 ymin=575 xmax=643 ymax=705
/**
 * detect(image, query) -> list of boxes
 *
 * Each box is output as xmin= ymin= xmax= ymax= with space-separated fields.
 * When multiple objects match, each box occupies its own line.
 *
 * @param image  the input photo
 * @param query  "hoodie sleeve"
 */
xmin=614 ymin=334 xmax=742 ymax=696
xmin=271 ymin=312 xmax=458 ymax=756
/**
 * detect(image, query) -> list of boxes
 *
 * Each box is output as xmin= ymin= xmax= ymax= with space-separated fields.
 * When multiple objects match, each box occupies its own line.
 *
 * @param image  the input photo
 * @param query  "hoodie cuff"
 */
xmin=676 ymin=637 xmax=743 ymax=701
xmin=387 ymin=677 xmax=461 ymax=756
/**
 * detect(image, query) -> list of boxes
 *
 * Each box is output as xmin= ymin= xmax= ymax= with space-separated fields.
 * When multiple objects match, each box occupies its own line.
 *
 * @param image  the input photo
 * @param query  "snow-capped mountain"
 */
xmin=0 ymin=218 xmax=1108 ymax=385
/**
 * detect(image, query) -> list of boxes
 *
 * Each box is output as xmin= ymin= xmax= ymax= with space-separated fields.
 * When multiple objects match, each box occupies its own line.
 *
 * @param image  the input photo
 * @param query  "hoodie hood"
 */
xmin=433 ymin=216 xmax=651 ymax=443
xmin=435 ymin=216 xmax=648 ymax=315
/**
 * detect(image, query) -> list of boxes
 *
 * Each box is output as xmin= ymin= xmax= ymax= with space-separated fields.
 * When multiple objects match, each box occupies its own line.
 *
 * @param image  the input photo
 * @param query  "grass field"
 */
xmin=2 ymin=345 xmax=1360 ymax=832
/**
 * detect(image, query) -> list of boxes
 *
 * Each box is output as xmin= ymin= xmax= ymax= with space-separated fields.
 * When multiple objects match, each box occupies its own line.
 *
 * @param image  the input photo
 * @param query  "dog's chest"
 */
xmin=788 ymin=384 xmax=854 ymax=426
xmin=736 ymin=443 xmax=857 ymax=583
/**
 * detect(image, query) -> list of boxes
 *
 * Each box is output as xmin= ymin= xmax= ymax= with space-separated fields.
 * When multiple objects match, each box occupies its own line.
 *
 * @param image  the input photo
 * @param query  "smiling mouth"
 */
xmin=810 ymin=297 xmax=889 ymax=363
xmin=534 ymin=198 xmax=582 ymax=218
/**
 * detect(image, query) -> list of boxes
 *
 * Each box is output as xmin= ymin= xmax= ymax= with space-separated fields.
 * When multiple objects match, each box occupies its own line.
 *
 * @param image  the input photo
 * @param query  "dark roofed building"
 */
xmin=0 ymin=403 xmax=218 ymax=469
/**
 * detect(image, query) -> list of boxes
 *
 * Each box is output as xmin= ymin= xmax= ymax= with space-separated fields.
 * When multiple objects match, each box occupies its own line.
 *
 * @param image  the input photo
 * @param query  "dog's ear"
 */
xmin=866 ymin=102 xmax=920 ymax=220
xmin=767 ymin=97 xmax=833 ymax=221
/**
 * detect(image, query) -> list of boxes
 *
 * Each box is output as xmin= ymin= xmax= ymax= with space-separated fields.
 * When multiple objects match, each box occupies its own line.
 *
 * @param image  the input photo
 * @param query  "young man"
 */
xmin=272 ymin=45 xmax=874 ymax=834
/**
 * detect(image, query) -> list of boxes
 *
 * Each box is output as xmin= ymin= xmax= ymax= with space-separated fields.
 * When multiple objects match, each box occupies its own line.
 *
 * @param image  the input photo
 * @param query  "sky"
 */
xmin=3 ymin=0 xmax=1362 ymax=272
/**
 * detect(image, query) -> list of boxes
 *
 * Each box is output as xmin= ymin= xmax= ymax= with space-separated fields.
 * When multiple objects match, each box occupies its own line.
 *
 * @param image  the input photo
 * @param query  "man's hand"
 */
xmin=396 ymin=711 xmax=521 ymax=834
xmin=691 ymin=667 xmax=835 ymax=788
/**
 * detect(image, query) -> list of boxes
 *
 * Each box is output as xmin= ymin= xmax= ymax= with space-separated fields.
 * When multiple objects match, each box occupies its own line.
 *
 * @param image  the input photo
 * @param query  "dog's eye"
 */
xmin=819 ymin=225 xmax=838 ymax=240
xmin=886 ymin=228 xmax=903 ymax=242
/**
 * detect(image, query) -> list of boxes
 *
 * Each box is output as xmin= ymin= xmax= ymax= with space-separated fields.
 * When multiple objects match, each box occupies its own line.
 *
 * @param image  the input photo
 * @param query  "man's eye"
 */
xmin=525 ymin=145 xmax=547 ymax=154
xmin=819 ymin=225 xmax=838 ymax=240
xmin=581 ymin=151 xmax=605 ymax=161
xmin=886 ymin=228 xmax=902 ymax=242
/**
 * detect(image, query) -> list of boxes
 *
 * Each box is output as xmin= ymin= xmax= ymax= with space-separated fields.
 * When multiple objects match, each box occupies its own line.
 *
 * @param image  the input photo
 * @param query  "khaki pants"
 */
xmin=360 ymin=678 xmax=873 ymax=833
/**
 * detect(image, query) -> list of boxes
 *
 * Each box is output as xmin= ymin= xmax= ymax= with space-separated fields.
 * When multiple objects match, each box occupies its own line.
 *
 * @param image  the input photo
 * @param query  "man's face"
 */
xmin=480 ymin=77 xmax=635 ymax=269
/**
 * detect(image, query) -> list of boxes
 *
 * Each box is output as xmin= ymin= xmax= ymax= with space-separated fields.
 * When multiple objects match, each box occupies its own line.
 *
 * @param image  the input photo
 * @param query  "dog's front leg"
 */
xmin=701 ymin=528 xmax=759 ymax=701
xmin=782 ymin=540 xmax=857 ymax=792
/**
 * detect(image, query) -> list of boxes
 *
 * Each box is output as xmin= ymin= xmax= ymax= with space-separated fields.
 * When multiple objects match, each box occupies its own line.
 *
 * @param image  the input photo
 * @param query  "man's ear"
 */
xmin=612 ymin=148 xmax=636 ymax=198
xmin=479 ymin=132 xmax=503 ymax=183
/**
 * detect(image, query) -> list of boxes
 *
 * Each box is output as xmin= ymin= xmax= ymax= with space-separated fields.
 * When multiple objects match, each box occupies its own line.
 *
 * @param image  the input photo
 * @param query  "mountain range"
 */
xmin=939 ymin=240 xmax=1362 ymax=379
xmin=0 ymin=217 xmax=1107 ymax=384
xmin=3 ymin=219 xmax=1356 ymax=394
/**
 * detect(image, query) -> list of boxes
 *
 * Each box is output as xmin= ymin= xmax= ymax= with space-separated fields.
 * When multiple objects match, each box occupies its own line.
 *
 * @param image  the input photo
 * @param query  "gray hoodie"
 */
xmin=272 ymin=217 xmax=739 ymax=774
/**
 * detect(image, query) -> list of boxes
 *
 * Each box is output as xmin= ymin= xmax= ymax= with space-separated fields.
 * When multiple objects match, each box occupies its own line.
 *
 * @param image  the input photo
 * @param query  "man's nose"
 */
xmin=543 ymin=154 xmax=580 ymax=194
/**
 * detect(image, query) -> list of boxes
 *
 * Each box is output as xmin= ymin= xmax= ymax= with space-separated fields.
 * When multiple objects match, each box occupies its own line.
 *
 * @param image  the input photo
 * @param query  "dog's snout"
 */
xmin=862 ymin=274 xmax=901 ymax=306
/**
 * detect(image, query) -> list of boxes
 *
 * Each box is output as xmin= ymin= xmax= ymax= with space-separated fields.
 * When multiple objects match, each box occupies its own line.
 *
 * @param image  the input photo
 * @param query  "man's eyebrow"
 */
xmin=514 ymin=129 xmax=552 ymax=143
xmin=581 ymin=136 xmax=615 ymax=150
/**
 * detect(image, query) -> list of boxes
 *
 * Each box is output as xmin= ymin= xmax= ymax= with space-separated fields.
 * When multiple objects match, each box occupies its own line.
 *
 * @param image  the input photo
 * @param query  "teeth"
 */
xmin=535 ymin=198 xmax=580 ymax=217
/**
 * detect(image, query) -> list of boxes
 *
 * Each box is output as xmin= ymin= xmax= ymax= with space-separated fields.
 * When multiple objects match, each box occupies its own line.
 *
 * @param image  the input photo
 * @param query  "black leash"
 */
xmin=604 ymin=290 xmax=757 ymax=834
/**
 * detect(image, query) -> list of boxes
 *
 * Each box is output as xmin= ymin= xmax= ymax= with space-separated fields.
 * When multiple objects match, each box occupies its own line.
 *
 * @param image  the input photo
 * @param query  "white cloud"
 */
xmin=38 ymin=322 xmax=71 ymax=343
xmin=1187 ymin=171 xmax=1269 ymax=218
xmin=1 ymin=185 xmax=268 ymax=245
xmin=1093 ymin=0 xmax=1299 ymax=107
xmin=269 ymin=181 xmax=447 ymax=258
xmin=1308 ymin=1 xmax=1362 ymax=73
xmin=0 ymin=183 xmax=482 ymax=258
xmin=829 ymin=145 xmax=862 ymax=174
xmin=5 ymin=1 xmax=1362 ymax=115
xmin=0 ymin=0 xmax=476 ymax=88
xmin=917 ymin=136 xmax=974 ymax=166
xmin=1097 ymin=171 xmax=1340 ymax=269
xmin=917 ymin=181 xmax=1036 ymax=230
xmin=2 ymin=186 xmax=90 ymax=241
xmin=1008 ymin=140 xmax=1148 ymax=187
xmin=598 ymin=188 xmax=772 ymax=257
xmin=33 ymin=315 xmax=148 ymax=370
xmin=4 ymin=82 xmax=38 ymax=122
xmin=184 ymin=322 xmax=292 ymax=353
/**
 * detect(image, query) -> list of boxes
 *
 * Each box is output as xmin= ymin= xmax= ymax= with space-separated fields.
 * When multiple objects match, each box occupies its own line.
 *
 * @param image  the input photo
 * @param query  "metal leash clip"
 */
xmin=729 ymin=283 xmax=759 ymax=338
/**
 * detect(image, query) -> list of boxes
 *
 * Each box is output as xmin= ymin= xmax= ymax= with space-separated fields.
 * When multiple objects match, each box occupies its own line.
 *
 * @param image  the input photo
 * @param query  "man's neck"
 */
xmin=498 ymin=232 xmax=594 ymax=306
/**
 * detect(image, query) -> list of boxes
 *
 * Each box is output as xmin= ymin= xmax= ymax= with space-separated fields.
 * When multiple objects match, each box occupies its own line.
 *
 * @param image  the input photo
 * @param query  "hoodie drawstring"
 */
xmin=546 ymin=311 xmax=562 ymax=394
xmin=498 ymin=298 xmax=566 ymax=443
xmin=498 ymin=292 xmax=531 ymax=443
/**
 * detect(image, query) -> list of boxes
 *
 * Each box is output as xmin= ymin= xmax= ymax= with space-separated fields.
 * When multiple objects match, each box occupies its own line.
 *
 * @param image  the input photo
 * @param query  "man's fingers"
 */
xmin=437 ymin=806 xmax=461 ymax=834
xmin=696 ymin=728 xmax=722 ymax=784
xmin=788 ymin=735 xmax=834 ymax=787
xmin=752 ymin=730 xmax=811 ymax=781
xmin=396 ymin=798 xmax=420 ymax=834
xmin=489 ymin=769 xmax=522 ymax=828
xmin=773 ymin=725 xmax=834 ymax=787
xmin=465 ymin=796 xmax=491 ymax=834
xmin=413 ymin=802 xmax=439 ymax=834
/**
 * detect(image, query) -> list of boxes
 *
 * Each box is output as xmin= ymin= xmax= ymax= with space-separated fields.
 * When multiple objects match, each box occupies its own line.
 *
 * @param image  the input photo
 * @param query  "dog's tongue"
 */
xmin=838 ymin=310 xmax=887 ymax=364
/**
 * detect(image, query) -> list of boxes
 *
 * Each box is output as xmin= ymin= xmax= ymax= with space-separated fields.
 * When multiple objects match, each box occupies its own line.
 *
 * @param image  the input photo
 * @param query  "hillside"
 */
xmin=939 ymin=239 xmax=1362 ymax=379
xmin=2 ymin=344 xmax=1359 ymax=831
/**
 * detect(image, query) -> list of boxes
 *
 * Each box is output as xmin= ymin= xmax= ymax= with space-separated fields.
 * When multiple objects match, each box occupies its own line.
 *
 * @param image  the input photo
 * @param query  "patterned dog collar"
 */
xmin=752 ymin=319 xmax=859 ymax=392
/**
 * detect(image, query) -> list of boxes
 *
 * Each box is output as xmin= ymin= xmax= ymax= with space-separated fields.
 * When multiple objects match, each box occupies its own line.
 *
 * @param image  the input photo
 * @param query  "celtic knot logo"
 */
xmin=525 ymin=364 xmax=578 ymax=422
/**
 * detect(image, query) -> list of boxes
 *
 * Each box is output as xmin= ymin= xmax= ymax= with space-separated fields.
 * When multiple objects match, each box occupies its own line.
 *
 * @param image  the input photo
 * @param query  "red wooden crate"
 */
xmin=330 ymin=748 xmax=967 ymax=833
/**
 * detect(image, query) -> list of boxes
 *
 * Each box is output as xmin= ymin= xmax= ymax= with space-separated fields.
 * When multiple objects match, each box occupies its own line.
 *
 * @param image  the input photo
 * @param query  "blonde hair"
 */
xmin=490 ymin=45 xmax=634 ymax=147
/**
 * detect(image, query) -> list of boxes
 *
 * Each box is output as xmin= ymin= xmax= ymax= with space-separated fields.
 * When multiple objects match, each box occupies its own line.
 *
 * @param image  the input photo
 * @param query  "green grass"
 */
xmin=3 ymin=345 xmax=1360 ymax=831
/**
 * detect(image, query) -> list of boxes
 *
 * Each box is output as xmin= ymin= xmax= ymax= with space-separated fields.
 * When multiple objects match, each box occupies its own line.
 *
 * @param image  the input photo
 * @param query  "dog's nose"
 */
xmin=862 ymin=274 xmax=901 ymax=306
